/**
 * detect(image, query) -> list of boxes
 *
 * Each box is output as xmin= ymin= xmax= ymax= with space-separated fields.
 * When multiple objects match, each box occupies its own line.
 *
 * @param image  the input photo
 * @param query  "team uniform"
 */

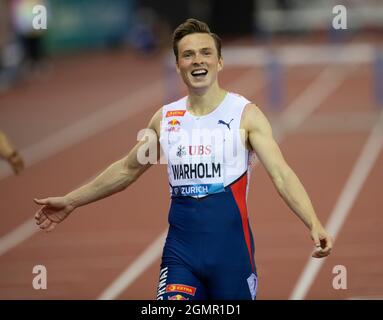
xmin=156 ymin=92 xmax=258 ymax=300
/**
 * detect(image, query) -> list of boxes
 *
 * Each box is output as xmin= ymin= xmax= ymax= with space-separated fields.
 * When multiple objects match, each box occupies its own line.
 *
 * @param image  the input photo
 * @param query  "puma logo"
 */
xmin=218 ymin=119 xmax=234 ymax=130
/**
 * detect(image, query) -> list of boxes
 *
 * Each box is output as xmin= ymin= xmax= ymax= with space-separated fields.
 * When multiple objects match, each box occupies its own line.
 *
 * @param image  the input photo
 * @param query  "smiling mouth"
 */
xmin=191 ymin=69 xmax=208 ymax=78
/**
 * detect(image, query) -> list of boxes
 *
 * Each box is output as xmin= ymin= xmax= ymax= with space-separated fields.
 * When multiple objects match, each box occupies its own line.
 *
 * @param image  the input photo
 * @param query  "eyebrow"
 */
xmin=181 ymin=47 xmax=213 ymax=54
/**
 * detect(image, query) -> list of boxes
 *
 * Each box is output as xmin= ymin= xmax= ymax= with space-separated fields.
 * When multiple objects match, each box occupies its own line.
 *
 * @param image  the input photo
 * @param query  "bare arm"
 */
xmin=34 ymin=108 xmax=162 ymax=231
xmin=242 ymin=104 xmax=333 ymax=258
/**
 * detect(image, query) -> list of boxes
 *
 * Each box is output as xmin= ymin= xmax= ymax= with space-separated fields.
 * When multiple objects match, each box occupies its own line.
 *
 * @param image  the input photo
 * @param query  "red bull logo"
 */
xmin=166 ymin=119 xmax=181 ymax=132
xmin=168 ymin=294 xmax=189 ymax=300
xmin=168 ymin=119 xmax=181 ymax=126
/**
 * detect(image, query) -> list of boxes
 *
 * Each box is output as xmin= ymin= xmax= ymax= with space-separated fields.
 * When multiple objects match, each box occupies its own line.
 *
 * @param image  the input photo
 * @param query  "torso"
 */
xmin=159 ymin=92 xmax=254 ymax=198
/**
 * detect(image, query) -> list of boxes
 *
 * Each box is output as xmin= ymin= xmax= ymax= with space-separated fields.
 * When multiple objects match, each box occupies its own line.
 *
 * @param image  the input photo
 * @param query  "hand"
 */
xmin=34 ymin=197 xmax=75 ymax=232
xmin=7 ymin=151 xmax=24 ymax=175
xmin=310 ymin=226 xmax=333 ymax=258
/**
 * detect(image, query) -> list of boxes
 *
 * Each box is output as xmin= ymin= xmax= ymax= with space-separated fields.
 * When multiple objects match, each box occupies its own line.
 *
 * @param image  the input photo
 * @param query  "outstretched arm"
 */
xmin=242 ymin=104 xmax=333 ymax=258
xmin=34 ymin=108 xmax=162 ymax=232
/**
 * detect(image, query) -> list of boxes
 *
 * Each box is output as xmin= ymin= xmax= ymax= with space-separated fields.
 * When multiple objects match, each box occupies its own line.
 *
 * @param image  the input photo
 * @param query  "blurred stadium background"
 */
xmin=0 ymin=0 xmax=382 ymax=299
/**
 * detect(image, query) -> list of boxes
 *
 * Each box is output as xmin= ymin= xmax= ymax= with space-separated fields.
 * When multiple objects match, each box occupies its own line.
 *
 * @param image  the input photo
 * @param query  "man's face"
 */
xmin=176 ymin=33 xmax=223 ymax=92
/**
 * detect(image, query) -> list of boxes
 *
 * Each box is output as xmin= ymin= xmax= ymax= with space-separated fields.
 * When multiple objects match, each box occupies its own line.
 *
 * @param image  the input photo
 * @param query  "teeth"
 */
xmin=191 ymin=69 xmax=207 ymax=76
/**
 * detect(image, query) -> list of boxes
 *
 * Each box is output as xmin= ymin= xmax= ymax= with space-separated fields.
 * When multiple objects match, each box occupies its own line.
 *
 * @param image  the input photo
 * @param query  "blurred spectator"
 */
xmin=130 ymin=7 xmax=157 ymax=54
xmin=0 ymin=129 xmax=24 ymax=175
xmin=10 ymin=0 xmax=48 ymax=74
xmin=0 ymin=0 xmax=22 ymax=92
xmin=130 ymin=6 xmax=172 ymax=55
xmin=0 ymin=0 xmax=48 ymax=91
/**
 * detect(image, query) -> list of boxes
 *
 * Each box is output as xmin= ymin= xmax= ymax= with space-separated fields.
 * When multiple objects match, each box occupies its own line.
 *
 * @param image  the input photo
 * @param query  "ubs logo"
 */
xmin=176 ymin=146 xmax=186 ymax=158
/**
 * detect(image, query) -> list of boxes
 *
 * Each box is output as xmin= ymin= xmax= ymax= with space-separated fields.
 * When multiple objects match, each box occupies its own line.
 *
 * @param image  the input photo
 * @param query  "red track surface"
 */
xmin=0 ymin=45 xmax=382 ymax=299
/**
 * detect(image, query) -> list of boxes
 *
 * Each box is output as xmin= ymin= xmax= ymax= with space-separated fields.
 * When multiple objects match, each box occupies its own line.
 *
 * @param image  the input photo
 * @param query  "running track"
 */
xmin=0 ymin=41 xmax=382 ymax=299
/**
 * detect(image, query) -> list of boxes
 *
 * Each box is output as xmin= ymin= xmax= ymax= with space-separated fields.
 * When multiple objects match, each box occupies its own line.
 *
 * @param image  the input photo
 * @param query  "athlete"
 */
xmin=33 ymin=18 xmax=333 ymax=300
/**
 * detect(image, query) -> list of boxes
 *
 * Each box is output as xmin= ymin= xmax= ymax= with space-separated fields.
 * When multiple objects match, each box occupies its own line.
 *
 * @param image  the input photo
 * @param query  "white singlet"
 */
xmin=159 ymin=92 xmax=254 ymax=198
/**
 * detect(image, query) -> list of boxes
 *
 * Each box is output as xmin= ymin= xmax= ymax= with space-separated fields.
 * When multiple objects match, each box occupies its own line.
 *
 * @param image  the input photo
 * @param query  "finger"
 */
xmin=312 ymin=251 xmax=330 ymax=258
xmin=35 ymin=208 xmax=48 ymax=223
xmin=312 ymin=247 xmax=331 ymax=258
xmin=45 ymin=222 xmax=57 ymax=232
xmin=34 ymin=209 xmax=42 ymax=220
xmin=14 ymin=163 xmax=23 ymax=174
xmin=311 ymin=232 xmax=321 ymax=248
xmin=312 ymin=251 xmax=325 ymax=258
xmin=34 ymin=209 xmax=46 ymax=223
xmin=320 ymin=236 xmax=333 ymax=251
xmin=35 ymin=214 xmax=47 ymax=225
xmin=16 ymin=159 xmax=24 ymax=172
xmin=320 ymin=244 xmax=332 ymax=254
xmin=34 ymin=198 xmax=49 ymax=205
xmin=39 ymin=218 xmax=52 ymax=230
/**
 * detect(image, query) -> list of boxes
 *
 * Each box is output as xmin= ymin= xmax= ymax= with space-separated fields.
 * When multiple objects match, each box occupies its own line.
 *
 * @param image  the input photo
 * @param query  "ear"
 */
xmin=175 ymin=61 xmax=181 ymax=74
xmin=218 ymin=56 xmax=224 ymax=72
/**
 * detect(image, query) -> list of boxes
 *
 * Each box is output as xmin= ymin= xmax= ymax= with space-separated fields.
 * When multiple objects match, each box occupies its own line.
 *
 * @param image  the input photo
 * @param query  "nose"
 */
xmin=192 ymin=52 xmax=204 ymax=65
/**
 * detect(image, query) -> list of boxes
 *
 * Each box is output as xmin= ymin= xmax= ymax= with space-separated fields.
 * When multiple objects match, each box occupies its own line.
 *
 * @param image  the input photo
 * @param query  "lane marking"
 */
xmin=97 ymin=66 xmax=353 ymax=299
xmin=282 ymin=112 xmax=378 ymax=133
xmin=290 ymin=111 xmax=383 ymax=300
xmin=98 ymin=231 xmax=167 ymax=300
xmin=0 ymin=219 xmax=37 ymax=257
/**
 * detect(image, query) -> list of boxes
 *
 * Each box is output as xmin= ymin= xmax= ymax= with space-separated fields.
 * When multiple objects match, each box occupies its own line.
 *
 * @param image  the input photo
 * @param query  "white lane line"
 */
xmin=0 ymin=79 xmax=164 ymax=180
xmin=275 ymin=67 xmax=353 ymax=138
xmin=97 ymin=65 xmax=352 ymax=300
xmin=290 ymin=111 xmax=383 ymax=300
xmin=0 ymin=219 xmax=37 ymax=256
xmin=98 ymin=230 xmax=168 ymax=300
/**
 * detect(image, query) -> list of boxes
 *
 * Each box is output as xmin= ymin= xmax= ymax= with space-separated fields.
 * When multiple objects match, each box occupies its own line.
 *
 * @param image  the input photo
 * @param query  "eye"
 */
xmin=202 ymin=50 xmax=212 ymax=56
xmin=182 ymin=52 xmax=193 ymax=58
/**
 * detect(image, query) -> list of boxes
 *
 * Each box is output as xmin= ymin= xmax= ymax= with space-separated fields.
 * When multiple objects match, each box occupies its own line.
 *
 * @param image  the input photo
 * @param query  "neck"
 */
xmin=187 ymin=83 xmax=227 ymax=116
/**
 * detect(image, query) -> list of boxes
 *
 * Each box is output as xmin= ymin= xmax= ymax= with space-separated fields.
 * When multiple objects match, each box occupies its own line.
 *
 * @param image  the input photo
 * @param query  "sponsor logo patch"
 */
xmin=166 ymin=119 xmax=181 ymax=132
xmin=176 ymin=145 xmax=186 ymax=158
xmin=166 ymin=284 xmax=196 ymax=296
xmin=218 ymin=119 xmax=234 ymax=130
xmin=166 ymin=110 xmax=186 ymax=117
xmin=168 ymin=294 xmax=189 ymax=300
xmin=168 ymin=119 xmax=181 ymax=126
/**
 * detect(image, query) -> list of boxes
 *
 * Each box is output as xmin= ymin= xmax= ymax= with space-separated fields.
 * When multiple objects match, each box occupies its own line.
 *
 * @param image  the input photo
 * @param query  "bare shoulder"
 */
xmin=148 ymin=107 xmax=163 ymax=136
xmin=242 ymin=103 xmax=270 ymax=133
